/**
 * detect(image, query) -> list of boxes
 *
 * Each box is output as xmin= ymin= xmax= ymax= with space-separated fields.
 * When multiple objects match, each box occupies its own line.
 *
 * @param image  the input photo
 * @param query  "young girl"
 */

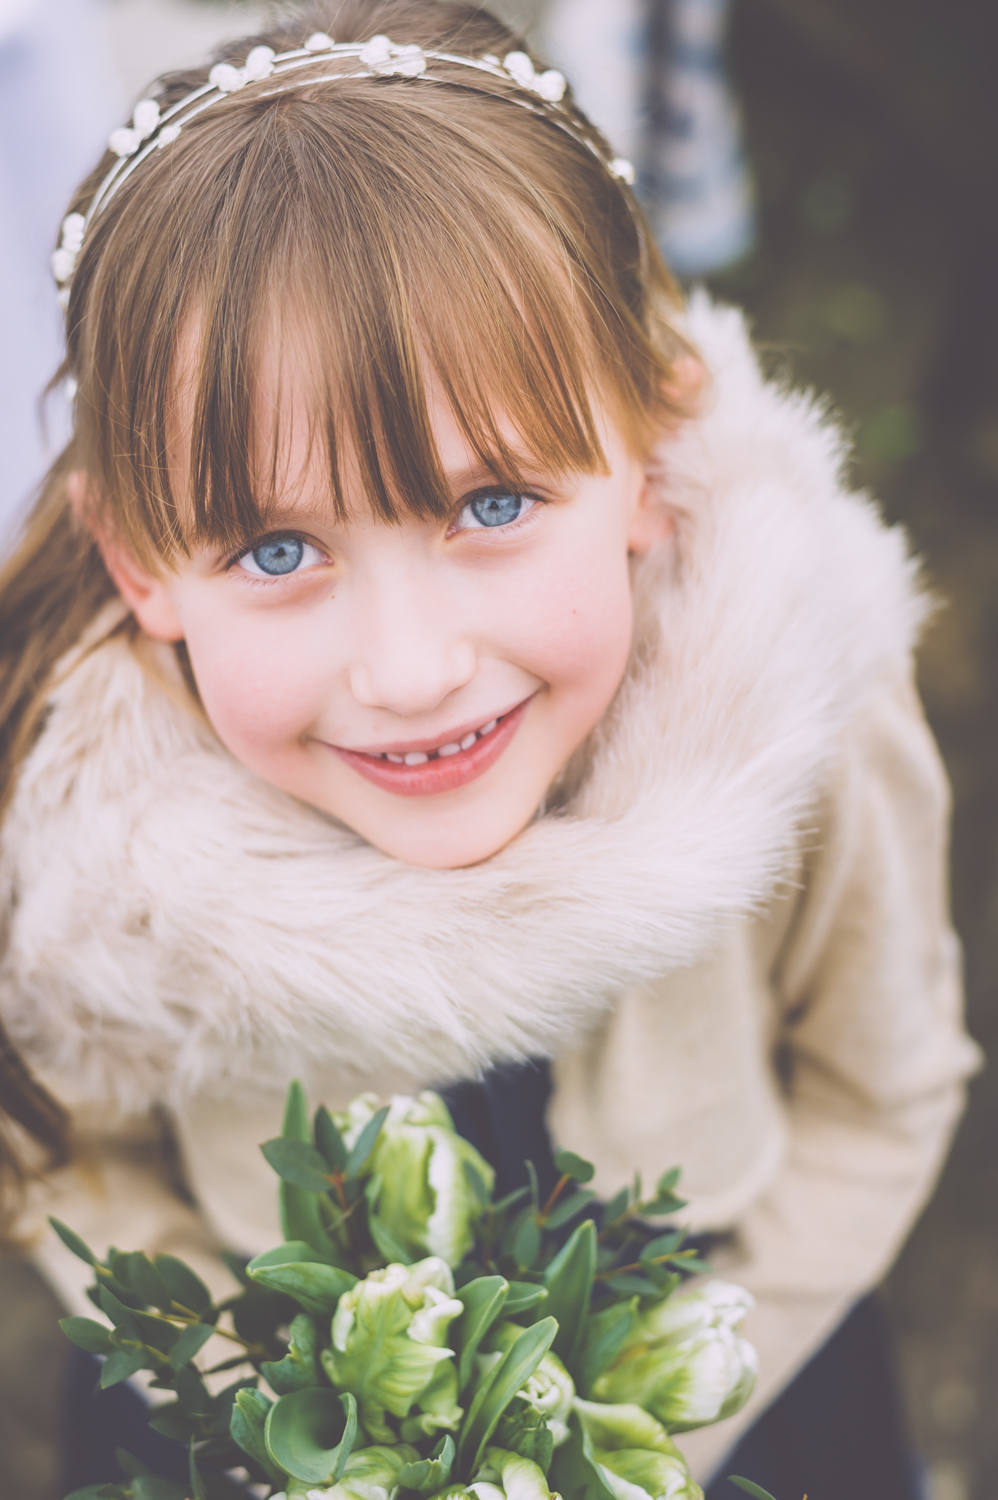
xmin=0 ymin=1 xmax=979 ymax=1494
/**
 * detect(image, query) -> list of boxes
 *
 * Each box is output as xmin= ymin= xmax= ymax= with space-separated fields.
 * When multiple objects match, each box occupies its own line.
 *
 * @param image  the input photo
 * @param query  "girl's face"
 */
xmin=105 ymin=380 xmax=671 ymax=869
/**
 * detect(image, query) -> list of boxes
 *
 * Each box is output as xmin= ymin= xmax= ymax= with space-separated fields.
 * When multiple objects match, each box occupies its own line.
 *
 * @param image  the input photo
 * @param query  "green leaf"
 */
xmin=64 ymin=1489 xmax=127 ymax=1500
xmin=148 ymin=1402 xmax=196 ymax=1442
xmin=48 ymin=1216 xmax=98 ymax=1266
xmin=174 ymin=1364 xmax=212 ymax=1417
xmin=550 ymin=1411 xmax=618 ymax=1500
xmin=59 ymin=1316 xmax=114 ymax=1355
xmin=168 ymin=1322 xmax=214 ymax=1369
xmin=603 ymin=1273 xmax=654 ymax=1296
xmin=265 ymin=1388 xmax=358 ymax=1484
xmin=131 ymin=1476 xmax=189 ymax=1500
xmin=188 ymin=1438 xmax=207 ymax=1500
xmin=543 ymin=1189 xmax=596 ymax=1229
xmin=314 ymin=1106 xmax=349 ymax=1172
xmin=639 ymin=1232 xmax=684 ymax=1262
xmin=230 ymin=1389 xmax=285 ymax=1484
xmin=153 ymin=1255 xmax=212 ymax=1316
xmin=574 ymin=1299 xmax=637 ymax=1396
xmin=463 ymin=1158 xmax=492 ymax=1207
xmin=457 ymin=1316 xmax=557 ymax=1474
xmin=261 ymin=1137 xmax=335 ymax=1193
xmin=261 ymin=1312 xmax=322 ymax=1395
xmin=100 ymin=1348 xmax=149 ymax=1388
xmin=542 ymin=1219 xmax=597 ymax=1369
xmin=124 ymin=1253 xmax=174 ymax=1312
xmin=247 ymin=1240 xmax=330 ymax=1270
xmin=368 ymin=1212 xmax=415 ymax=1265
xmin=728 ymin=1478 xmax=779 ymax=1500
xmin=98 ymin=1286 xmax=141 ymax=1338
xmin=657 ymin=1168 xmax=681 ymax=1194
xmin=513 ymin=1216 xmax=541 ymax=1271
xmin=455 ymin=1276 xmax=509 ymax=1390
xmin=277 ymin=1081 xmax=336 ymax=1260
xmin=248 ymin=1260 xmax=356 ymax=1317
xmin=553 ymin=1150 xmax=595 ymax=1185
xmin=346 ymin=1105 xmax=390 ymax=1180
xmin=503 ymin=1282 xmax=549 ymax=1317
xmin=397 ymin=1432 xmax=455 ymax=1493
xmin=601 ymin=1188 xmax=631 ymax=1227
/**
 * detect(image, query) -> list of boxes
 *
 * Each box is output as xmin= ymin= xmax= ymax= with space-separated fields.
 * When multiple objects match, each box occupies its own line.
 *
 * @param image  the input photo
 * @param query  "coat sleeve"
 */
xmin=677 ymin=665 xmax=981 ymax=1482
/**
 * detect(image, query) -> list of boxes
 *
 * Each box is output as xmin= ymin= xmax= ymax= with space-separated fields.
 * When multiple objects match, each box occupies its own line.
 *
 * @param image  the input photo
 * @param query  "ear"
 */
xmin=69 ymin=471 xmax=185 ymax=642
xmin=627 ymin=470 xmax=675 ymax=556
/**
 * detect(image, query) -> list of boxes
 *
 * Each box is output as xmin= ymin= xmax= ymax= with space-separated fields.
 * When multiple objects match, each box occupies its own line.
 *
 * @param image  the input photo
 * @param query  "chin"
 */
xmin=360 ymin=797 xmax=540 ymax=870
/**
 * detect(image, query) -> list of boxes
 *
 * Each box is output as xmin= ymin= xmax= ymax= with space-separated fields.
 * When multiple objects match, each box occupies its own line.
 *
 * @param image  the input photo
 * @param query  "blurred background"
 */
xmin=1 ymin=0 xmax=996 ymax=1494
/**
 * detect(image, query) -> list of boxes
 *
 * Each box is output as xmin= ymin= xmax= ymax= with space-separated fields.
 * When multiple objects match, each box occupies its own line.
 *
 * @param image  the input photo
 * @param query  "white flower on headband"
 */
xmin=502 ymin=50 xmax=566 ymax=103
xmin=360 ymin=34 xmax=427 ymax=77
xmin=108 ymin=96 xmax=162 ymax=157
xmin=209 ymin=62 xmax=245 ymax=93
xmin=51 ymin=210 xmax=87 ymax=288
xmin=305 ymin=32 xmax=335 ymax=51
xmin=611 ymin=158 xmax=636 ymax=185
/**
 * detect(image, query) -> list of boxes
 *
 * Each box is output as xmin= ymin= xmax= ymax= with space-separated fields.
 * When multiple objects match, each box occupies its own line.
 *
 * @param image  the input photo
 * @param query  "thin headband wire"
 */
xmin=51 ymin=31 xmax=636 ymax=308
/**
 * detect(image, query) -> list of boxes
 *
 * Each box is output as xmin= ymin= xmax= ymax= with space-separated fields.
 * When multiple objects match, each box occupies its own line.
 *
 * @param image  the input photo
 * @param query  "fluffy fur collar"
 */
xmin=0 ymin=297 xmax=924 ymax=1110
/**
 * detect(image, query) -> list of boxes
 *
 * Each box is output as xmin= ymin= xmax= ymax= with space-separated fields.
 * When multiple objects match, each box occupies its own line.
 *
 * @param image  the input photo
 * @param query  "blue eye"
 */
xmin=459 ymin=493 xmax=535 ymax=529
xmin=237 ymin=535 xmax=323 ymax=577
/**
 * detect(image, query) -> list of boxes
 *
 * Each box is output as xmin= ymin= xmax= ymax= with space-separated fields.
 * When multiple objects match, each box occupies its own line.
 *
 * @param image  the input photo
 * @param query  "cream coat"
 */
xmin=0 ymin=297 xmax=980 ymax=1480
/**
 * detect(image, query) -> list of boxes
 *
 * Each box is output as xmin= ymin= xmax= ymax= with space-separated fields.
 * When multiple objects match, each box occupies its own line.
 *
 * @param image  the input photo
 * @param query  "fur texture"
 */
xmin=0 ymin=297 xmax=925 ymax=1111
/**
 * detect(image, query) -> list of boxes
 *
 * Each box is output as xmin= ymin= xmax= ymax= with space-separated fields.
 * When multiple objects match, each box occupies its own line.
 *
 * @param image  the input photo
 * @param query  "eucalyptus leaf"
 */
xmin=100 ymin=1348 xmax=148 ymax=1388
xmin=64 ymin=1488 xmax=127 ymax=1500
xmin=265 ymin=1388 xmax=358 ymax=1483
xmin=98 ymin=1285 xmax=141 ymax=1339
xmin=148 ymin=1402 xmax=196 ymax=1442
xmin=168 ymin=1321 xmax=214 ymax=1369
xmin=48 ymin=1216 xmax=97 ymax=1266
xmin=59 ymin=1316 xmax=113 ymax=1355
xmin=248 ymin=1260 xmax=356 ymax=1316
xmin=638 ymin=1232 xmax=684 ymax=1262
xmin=553 ymin=1150 xmax=595 ymax=1185
xmin=455 ymin=1276 xmax=509 ymax=1390
xmin=543 ymin=1190 xmax=596 ymax=1230
xmin=542 ymin=1219 xmax=596 ymax=1369
xmin=174 ymin=1363 xmax=212 ymax=1417
xmin=315 ymin=1105 xmax=349 ymax=1172
xmin=346 ymin=1105 xmax=390 ymax=1180
xmin=124 ymin=1253 xmax=173 ymax=1312
xmin=601 ymin=1189 xmax=630 ymax=1228
xmin=457 ymin=1315 xmax=557 ymax=1474
xmin=154 ymin=1255 xmax=212 ymax=1316
xmin=602 ymin=1274 xmax=654 ymax=1296
xmin=261 ymin=1137 xmax=335 ymax=1193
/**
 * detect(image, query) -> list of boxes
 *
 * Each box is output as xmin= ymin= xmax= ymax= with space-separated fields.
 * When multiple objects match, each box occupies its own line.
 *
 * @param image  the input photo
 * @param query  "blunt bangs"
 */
xmin=67 ymin=53 xmax=687 ymax=566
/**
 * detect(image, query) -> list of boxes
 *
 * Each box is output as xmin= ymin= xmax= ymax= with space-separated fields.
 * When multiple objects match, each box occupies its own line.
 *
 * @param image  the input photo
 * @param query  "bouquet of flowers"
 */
xmin=55 ymin=1084 xmax=759 ymax=1500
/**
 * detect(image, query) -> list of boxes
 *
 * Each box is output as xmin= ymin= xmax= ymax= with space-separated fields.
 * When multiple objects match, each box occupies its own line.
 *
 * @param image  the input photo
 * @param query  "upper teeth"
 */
xmin=378 ymin=715 xmax=503 ymax=763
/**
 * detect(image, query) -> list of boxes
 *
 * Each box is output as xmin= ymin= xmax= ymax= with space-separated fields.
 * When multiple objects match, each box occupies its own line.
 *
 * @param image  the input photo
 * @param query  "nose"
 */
xmin=346 ymin=572 xmax=477 ymax=718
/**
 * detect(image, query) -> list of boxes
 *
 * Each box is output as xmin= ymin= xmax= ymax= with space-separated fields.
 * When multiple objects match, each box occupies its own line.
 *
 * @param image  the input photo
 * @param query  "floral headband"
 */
xmin=51 ymin=32 xmax=636 ymax=308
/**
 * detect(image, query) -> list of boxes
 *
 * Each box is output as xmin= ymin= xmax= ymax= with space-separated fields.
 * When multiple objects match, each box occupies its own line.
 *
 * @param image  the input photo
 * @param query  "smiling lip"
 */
xmin=330 ymin=697 xmax=533 ymax=798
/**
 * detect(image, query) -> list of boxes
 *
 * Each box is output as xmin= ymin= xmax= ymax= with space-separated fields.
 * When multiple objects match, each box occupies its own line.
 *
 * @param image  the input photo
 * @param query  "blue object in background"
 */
xmin=543 ymin=0 xmax=754 ymax=277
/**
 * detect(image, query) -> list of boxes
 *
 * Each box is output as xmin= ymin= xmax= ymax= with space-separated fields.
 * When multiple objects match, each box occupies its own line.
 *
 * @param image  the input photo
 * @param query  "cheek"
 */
xmin=508 ymin=535 xmax=635 ymax=696
xmin=181 ymin=601 xmax=325 ymax=760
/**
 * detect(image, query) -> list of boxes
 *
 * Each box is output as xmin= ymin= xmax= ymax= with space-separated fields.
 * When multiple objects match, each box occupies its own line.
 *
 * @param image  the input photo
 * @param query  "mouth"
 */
xmin=329 ymin=697 xmax=533 ymax=798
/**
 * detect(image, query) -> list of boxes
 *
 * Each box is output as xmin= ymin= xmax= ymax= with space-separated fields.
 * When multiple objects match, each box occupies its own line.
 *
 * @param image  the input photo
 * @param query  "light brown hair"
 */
xmin=0 ymin=0 xmax=692 ymax=1228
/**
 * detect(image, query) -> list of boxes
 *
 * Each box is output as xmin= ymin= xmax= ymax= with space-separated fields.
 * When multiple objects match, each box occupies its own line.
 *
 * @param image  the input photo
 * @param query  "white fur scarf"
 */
xmin=0 ymin=297 xmax=924 ymax=1111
